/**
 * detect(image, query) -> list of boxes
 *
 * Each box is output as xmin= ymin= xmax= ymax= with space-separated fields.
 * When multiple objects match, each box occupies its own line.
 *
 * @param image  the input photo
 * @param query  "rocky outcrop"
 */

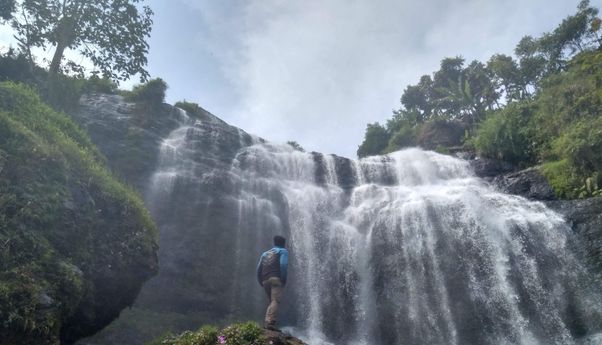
xmin=546 ymin=197 xmax=602 ymax=271
xmin=264 ymin=329 xmax=308 ymax=345
xmin=0 ymin=83 xmax=158 ymax=344
xmin=73 ymin=93 xmax=601 ymax=345
xmin=467 ymin=154 xmax=555 ymax=201
xmin=74 ymin=94 xmax=183 ymax=190
xmin=492 ymin=167 xmax=557 ymax=200
xmin=468 ymin=156 xmax=516 ymax=179
xmin=416 ymin=119 xmax=466 ymax=149
xmin=75 ymin=94 xmax=259 ymax=344
xmin=466 ymin=152 xmax=601 ymax=281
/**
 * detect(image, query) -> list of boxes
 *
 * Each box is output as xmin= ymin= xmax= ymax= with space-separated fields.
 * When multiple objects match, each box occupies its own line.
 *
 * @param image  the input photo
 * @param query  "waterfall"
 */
xmin=140 ymin=111 xmax=601 ymax=345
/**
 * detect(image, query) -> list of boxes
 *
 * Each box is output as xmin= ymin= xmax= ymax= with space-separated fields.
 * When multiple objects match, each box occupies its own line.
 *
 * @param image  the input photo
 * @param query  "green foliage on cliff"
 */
xmin=287 ymin=141 xmax=305 ymax=152
xmin=470 ymin=101 xmax=536 ymax=165
xmin=358 ymin=1 xmax=602 ymax=199
xmin=0 ymin=49 xmax=119 ymax=113
xmin=152 ymin=322 xmax=267 ymax=345
xmin=357 ymin=123 xmax=389 ymax=157
xmin=127 ymin=78 xmax=168 ymax=105
xmin=0 ymin=81 xmax=157 ymax=344
xmin=175 ymin=100 xmax=204 ymax=117
xmin=477 ymin=50 xmax=602 ymax=198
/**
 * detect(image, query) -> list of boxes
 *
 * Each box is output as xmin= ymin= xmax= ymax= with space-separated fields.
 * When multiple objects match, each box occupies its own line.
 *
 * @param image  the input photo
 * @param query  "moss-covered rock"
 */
xmin=0 ymin=82 xmax=158 ymax=344
xmin=150 ymin=322 xmax=307 ymax=345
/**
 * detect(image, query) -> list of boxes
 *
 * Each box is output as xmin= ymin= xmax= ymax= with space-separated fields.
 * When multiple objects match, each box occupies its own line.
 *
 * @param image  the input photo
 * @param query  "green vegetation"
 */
xmin=0 ymin=49 xmax=119 ymax=113
xmin=152 ymin=322 xmax=267 ymax=345
xmin=4 ymin=0 xmax=153 ymax=81
xmin=470 ymin=101 xmax=535 ymax=165
xmin=287 ymin=141 xmax=305 ymax=152
xmin=358 ymin=0 xmax=602 ymax=199
xmin=174 ymin=100 xmax=204 ymax=116
xmin=127 ymin=78 xmax=168 ymax=105
xmin=0 ymin=81 xmax=157 ymax=343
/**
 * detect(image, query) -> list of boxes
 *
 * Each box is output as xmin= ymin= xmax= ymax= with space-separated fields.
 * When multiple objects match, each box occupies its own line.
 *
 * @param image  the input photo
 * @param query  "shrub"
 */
xmin=551 ymin=118 xmax=602 ymax=173
xmin=471 ymin=102 xmax=535 ymax=166
xmin=0 ymin=50 xmax=42 ymax=84
xmin=84 ymin=75 xmax=118 ymax=94
xmin=357 ymin=123 xmax=390 ymax=158
xmin=416 ymin=119 xmax=464 ymax=150
xmin=154 ymin=322 xmax=266 ymax=345
xmin=286 ymin=141 xmax=305 ymax=152
xmin=128 ymin=78 xmax=168 ymax=105
xmin=384 ymin=124 xmax=415 ymax=153
xmin=540 ymin=160 xmax=583 ymax=199
xmin=158 ymin=325 xmax=218 ymax=345
xmin=220 ymin=322 xmax=266 ymax=345
xmin=175 ymin=100 xmax=204 ymax=117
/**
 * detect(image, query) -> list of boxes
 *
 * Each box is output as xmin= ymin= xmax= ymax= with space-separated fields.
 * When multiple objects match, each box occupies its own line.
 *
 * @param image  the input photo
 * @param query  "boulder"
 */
xmin=416 ymin=119 xmax=465 ymax=150
xmin=264 ymin=329 xmax=308 ymax=345
xmin=492 ymin=167 xmax=557 ymax=200
xmin=469 ymin=156 xmax=515 ymax=179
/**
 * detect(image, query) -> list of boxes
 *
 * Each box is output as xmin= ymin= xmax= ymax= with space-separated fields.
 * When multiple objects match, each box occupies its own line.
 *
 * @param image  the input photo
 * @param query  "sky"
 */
xmin=1 ymin=1 xmax=600 ymax=157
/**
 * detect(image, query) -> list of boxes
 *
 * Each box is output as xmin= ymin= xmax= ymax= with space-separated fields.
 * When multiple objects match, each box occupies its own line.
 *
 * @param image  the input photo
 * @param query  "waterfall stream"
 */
xmin=141 ymin=110 xmax=601 ymax=345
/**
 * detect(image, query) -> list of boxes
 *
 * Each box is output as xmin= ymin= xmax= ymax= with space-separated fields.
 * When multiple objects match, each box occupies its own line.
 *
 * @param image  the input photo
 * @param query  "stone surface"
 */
xmin=75 ymin=93 xmax=183 ymax=189
xmin=546 ymin=197 xmax=602 ymax=272
xmin=492 ymin=167 xmax=557 ymax=200
xmin=73 ymin=94 xmax=602 ymax=345
xmin=0 ymin=86 xmax=157 ymax=345
xmin=469 ymin=156 xmax=516 ymax=179
xmin=264 ymin=329 xmax=308 ymax=345
xmin=416 ymin=119 xmax=466 ymax=149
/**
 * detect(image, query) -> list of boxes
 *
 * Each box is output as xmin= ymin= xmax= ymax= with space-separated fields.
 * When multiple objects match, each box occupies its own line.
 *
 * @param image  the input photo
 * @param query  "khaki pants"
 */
xmin=262 ymin=277 xmax=283 ymax=326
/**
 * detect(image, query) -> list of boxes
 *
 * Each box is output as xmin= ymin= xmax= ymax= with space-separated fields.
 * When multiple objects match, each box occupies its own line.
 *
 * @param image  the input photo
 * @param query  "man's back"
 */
xmin=257 ymin=247 xmax=288 ymax=285
xmin=257 ymin=236 xmax=289 ymax=329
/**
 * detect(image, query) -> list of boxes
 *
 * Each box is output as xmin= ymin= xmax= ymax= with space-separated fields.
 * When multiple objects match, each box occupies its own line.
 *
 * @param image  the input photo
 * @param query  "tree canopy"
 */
xmin=358 ymin=0 xmax=602 ymax=159
xmin=357 ymin=1 xmax=602 ymax=198
xmin=6 ymin=0 xmax=153 ymax=82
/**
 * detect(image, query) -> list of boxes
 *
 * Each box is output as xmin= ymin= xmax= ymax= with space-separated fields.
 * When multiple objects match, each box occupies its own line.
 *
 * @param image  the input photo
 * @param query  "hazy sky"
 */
xmin=2 ymin=1 xmax=600 ymax=157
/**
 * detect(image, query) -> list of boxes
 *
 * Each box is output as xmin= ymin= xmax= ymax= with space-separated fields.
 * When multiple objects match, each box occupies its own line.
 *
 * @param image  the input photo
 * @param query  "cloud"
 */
xmin=2 ymin=0 xmax=594 ymax=158
xmin=197 ymin=0 xmax=583 ymax=158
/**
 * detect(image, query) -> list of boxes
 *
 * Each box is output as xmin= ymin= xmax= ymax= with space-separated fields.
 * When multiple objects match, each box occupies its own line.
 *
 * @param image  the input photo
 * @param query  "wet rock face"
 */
xmin=469 ymin=156 xmax=516 ymax=179
xmin=264 ymin=329 xmax=308 ymax=345
xmin=74 ymin=94 xmax=602 ymax=345
xmin=492 ymin=167 xmax=557 ymax=200
xmin=546 ymin=197 xmax=602 ymax=272
xmin=75 ymin=94 xmax=183 ymax=189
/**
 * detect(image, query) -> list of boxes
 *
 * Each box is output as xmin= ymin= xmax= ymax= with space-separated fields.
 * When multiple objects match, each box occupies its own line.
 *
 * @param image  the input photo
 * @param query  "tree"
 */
xmin=357 ymin=123 xmax=390 ymax=158
xmin=514 ymin=0 xmax=602 ymax=82
xmin=401 ymin=75 xmax=433 ymax=123
xmin=9 ymin=0 xmax=153 ymax=82
xmin=286 ymin=141 xmax=305 ymax=152
xmin=0 ymin=0 xmax=15 ymax=20
xmin=487 ymin=54 xmax=525 ymax=101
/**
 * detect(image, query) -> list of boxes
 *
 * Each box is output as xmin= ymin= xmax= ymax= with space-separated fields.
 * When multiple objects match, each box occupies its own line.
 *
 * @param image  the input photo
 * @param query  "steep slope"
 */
xmin=0 ymin=82 xmax=158 ymax=344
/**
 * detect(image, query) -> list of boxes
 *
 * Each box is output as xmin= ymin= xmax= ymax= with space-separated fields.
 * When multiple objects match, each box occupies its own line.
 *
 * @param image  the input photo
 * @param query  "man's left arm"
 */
xmin=279 ymin=249 xmax=288 ymax=286
xmin=256 ymin=253 xmax=265 ymax=286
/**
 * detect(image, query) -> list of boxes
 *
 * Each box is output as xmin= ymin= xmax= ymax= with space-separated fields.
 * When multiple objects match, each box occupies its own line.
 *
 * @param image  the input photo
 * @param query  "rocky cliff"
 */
xmin=471 ymin=157 xmax=602 ymax=276
xmin=0 ymin=83 xmax=158 ymax=345
xmin=73 ymin=93 xmax=602 ymax=345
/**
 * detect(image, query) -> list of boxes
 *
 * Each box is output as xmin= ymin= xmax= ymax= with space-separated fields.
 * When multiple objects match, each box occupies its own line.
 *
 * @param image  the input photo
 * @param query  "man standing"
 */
xmin=256 ymin=235 xmax=289 ymax=330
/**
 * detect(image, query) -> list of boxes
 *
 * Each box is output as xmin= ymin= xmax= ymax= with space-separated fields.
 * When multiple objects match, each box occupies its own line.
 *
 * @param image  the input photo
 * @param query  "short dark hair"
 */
xmin=274 ymin=235 xmax=286 ymax=247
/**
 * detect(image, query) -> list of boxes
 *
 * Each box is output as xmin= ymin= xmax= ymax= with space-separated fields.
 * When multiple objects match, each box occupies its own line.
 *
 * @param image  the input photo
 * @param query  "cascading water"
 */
xmin=231 ymin=145 xmax=601 ymax=345
xmin=131 ymin=106 xmax=601 ymax=345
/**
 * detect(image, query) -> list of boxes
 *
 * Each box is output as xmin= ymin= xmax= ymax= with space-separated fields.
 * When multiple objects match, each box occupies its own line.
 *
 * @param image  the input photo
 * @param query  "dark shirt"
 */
xmin=256 ymin=246 xmax=288 ymax=285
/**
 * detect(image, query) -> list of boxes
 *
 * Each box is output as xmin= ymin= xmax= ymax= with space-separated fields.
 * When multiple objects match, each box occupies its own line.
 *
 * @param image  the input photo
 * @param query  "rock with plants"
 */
xmin=0 ymin=82 xmax=158 ymax=344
